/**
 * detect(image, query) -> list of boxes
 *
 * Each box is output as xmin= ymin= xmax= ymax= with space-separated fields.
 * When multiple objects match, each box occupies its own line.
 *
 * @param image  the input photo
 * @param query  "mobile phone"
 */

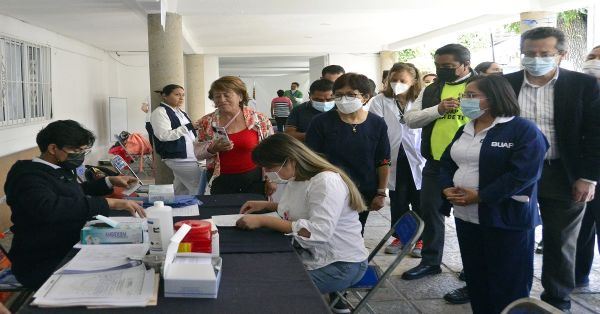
xmin=213 ymin=126 xmax=230 ymax=143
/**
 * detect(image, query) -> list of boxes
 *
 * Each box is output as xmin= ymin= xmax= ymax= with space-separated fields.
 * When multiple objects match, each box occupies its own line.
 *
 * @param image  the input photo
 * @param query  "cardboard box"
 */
xmin=81 ymin=220 xmax=144 ymax=244
xmin=163 ymin=223 xmax=222 ymax=298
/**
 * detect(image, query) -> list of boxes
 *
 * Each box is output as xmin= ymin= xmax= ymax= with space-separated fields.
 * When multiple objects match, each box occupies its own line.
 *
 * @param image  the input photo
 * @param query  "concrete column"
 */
xmin=184 ymin=54 xmax=205 ymax=120
xmin=148 ymin=12 xmax=184 ymax=184
xmin=379 ymin=51 xmax=397 ymax=90
xmin=588 ymin=4 xmax=600 ymax=52
xmin=520 ymin=11 xmax=557 ymax=33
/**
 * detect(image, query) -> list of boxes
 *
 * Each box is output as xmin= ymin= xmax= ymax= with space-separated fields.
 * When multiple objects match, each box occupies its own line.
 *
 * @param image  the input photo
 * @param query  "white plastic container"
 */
xmin=146 ymin=201 xmax=174 ymax=255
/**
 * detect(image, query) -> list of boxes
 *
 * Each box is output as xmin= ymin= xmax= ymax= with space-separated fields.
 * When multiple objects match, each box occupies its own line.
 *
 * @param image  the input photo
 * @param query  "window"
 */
xmin=0 ymin=36 xmax=51 ymax=127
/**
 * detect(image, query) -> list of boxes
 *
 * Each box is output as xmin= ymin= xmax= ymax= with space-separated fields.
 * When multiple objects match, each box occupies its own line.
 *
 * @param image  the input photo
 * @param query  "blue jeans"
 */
xmin=308 ymin=260 xmax=368 ymax=294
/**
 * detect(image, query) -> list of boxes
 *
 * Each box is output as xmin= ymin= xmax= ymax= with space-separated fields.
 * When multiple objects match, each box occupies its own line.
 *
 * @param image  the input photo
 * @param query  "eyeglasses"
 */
xmin=61 ymin=147 xmax=92 ymax=156
xmin=333 ymin=93 xmax=363 ymax=101
xmin=460 ymin=92 xmax=486 ymax=99
xmin=521 ymin=52 xmax=560 ymax=58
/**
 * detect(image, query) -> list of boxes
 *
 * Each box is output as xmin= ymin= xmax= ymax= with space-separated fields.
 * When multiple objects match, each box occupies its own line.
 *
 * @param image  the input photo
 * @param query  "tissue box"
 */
xmin=148 ymin=184 xmax=175 ymax=203
xmin=163 ymin=224 xmax=221 ymax=298
xmin=80 ymin=220 xmax=144 ymax=244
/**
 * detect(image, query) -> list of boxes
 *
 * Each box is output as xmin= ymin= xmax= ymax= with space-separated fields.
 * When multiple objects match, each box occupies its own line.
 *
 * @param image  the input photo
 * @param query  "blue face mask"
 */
xmin=521 ymin=56 xmax=556 ymax=76
xmin=312 ymin=100 xmax=335 ymax=112
xmin=460 ymin=98 xmax=486 ymax=120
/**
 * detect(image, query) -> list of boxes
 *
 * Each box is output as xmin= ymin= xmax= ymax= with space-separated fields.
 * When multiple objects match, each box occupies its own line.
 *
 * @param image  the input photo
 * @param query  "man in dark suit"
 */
xmin=505 ymin=27 xmax=600 ymax=312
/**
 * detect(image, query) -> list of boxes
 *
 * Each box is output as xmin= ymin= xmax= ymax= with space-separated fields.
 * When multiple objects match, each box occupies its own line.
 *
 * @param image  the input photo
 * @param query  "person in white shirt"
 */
xmin=150 ymin=84 xmax=202 ymax=195
xmin=369 ymin=62 xmax=427 ymax=257
xmin=236 ymin=133 xmax=368 ymax=311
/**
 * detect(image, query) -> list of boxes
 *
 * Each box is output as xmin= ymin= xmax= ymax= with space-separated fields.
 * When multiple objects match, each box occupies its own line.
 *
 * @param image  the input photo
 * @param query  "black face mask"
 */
xmin=436 ymin=66 xmax=461 ymax=82
xmin=58 ymin=152 xmax=85 ymax=170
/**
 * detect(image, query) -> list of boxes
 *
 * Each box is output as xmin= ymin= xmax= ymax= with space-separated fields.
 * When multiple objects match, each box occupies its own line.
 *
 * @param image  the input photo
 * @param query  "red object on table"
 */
xmin=174 ymin=220 xmax=212 ymax=253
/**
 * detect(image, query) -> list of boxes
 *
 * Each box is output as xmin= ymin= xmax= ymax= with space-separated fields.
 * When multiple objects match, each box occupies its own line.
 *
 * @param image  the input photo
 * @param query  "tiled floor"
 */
xmin=361 ymin=204 xmax=600 ymax=313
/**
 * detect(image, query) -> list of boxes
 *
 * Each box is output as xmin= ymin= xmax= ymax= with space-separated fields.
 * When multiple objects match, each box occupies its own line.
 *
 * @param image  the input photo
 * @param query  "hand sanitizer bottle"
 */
xmin=146 ymin=201 xmax=174 ymax=255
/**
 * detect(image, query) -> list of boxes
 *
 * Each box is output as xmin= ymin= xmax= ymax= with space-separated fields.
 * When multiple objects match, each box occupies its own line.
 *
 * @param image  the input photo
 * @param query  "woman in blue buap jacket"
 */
xmin=439 ymin=75 xmax=548 ymax=314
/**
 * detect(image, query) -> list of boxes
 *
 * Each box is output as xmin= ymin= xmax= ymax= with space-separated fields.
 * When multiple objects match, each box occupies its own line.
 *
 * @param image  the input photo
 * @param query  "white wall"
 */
xmin=0 ymin=14 xmax=150 ymax=162
xmin=240 ymin=73 xmax=310 ymax=116
xmin=328 ymin=53 xmax=381 ymax=86
xmin=309 ymin=55 xmax=328 ymax=83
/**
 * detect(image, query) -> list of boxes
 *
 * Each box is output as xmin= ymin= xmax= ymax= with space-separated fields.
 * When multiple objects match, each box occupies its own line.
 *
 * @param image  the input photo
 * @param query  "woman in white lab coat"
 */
xmin=369 ymin=62 xmax=426 ymax=256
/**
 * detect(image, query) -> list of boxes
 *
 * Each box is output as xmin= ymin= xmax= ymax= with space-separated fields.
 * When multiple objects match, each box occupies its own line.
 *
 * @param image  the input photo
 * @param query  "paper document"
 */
xmin=33 ymin=265 xmax=154 ymax=308
xmin=123 ymin=182 xmax=142 ymax=196
xmin=60 ymin=243 xmax=149 ymax=273
xmin=172 ymin=204 xmax=200 ymax=217
xmin=211 ymin=212 xmax=280 ymax=227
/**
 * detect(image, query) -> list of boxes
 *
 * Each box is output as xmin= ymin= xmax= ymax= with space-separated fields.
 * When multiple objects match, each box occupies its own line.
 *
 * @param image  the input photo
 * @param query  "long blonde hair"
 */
xmin=252 ymin=133 xmax=366 ymax=212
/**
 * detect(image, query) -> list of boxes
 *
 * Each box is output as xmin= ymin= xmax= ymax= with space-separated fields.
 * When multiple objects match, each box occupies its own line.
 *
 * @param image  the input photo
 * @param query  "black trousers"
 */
xmin=210 ymin=167 xmax=265 ymax=196
xmin=575 ymin=184 xmax=600 ymax=285
xmin=390 ymin=147 xmax=420 ymax=238
xmin=538 ymin=161 xmax=586 ymax=310
xmin=456 ymin=218 xmax=534 ymax=314
xmin=274 ymin=117 xmax=288 ymax=132
xmin=419 ymin=160 xmax=446 ymax=266
xmin=358 ymin=191 xmax=376 ymax=236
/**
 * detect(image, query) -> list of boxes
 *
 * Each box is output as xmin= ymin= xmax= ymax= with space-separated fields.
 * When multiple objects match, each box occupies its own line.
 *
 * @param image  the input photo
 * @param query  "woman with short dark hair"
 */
xmin=440 ymin=75 xmax=548 ymax=313
xmin=305 ymin=73 xmax=391 ymax=234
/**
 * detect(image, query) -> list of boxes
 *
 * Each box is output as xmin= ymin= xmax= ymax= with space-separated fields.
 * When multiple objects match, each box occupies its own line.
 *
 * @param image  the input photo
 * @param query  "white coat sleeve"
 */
xmin=404 ymin=89 xmax=444 ymax=129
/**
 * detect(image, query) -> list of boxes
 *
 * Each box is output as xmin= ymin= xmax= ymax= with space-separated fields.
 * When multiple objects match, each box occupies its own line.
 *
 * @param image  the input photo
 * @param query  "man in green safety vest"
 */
xmin=401 ymin=44 xmax=475 ymax=287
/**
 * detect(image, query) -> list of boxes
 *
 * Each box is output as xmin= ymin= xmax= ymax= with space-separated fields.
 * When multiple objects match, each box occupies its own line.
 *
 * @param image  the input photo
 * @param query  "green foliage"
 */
xmin=458 ymin=32 xmax=489 ymax=50
xmin=504 ymin=22 xmax=520 ymax=34
xmin=396 ymin=48 xmax=418 ymax=62
xmin=559 ymin=9 xmax=587 ymax=26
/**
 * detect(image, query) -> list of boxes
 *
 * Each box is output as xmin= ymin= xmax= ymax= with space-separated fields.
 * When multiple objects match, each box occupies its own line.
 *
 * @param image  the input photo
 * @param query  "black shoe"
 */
xmin=458 ymin=270 xmax=466 ymax=281
xmin=401 ymin=264 xmax=442 ymax=280
xmin=535 ymin=240 xmax=543 ymax=254
xmin=444 ymin=286 xmax=470 ymax=304
xmin=540 ymin=291 xmax=570 ymax=312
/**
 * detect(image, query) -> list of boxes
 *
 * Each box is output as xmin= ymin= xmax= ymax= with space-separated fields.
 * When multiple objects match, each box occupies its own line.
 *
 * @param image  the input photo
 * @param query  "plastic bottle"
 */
xmin=146 ymin=201 xmax=174 ymax=255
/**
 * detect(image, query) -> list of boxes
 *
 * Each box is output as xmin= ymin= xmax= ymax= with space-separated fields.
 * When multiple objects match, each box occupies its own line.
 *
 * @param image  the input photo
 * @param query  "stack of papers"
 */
xmin=32 ymin=231 xmax=156 ymax=308
xmin=32 ymin=264 xmax=155 ymax=308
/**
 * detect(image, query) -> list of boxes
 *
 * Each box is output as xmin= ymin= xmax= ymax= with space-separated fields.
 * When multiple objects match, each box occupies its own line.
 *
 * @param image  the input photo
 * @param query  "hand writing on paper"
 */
xmin=240 ymin=201 xmax=270 ymax=214
xmin=106 ymin=199 xmax=146 ymax=218
xmin=236 ymin=215 xmax=263 ymax=230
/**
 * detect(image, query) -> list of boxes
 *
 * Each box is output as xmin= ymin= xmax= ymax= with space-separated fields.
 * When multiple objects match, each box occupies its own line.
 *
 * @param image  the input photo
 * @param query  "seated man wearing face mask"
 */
xmin=4 ymin=120 xmax=146 ymax=288
xmin=285 ymin=79 xmax=335 ymax=142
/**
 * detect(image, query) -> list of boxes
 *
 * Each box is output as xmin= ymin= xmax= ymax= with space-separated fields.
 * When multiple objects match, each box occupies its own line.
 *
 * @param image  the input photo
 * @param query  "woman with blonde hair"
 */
xmin=369 ymin=62 xmax=426 ymax=256
xmin=195 ymin=76 xmax=274 ymax=195
xmin=236 ymin=133 xmax=368 ymax=305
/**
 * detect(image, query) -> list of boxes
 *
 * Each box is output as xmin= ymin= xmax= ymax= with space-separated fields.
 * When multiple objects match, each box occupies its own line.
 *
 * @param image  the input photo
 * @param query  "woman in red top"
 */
xmin=195 ymin=76 xmax=274 ymax=195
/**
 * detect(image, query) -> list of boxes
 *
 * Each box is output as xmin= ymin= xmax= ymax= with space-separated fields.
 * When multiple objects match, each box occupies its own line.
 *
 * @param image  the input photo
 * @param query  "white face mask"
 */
xmin=265 ymin=159 xmax=288 ymax=184
xmin=582 ymin=59 xmax=600 ymax=79
xmin=391 ymin=82 xmax=410 ymax=95
xmin=335 ymin=96 xmax=363 ymax=114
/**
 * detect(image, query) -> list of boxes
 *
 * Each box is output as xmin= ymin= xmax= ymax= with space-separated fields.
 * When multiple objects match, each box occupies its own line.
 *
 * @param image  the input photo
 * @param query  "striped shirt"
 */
xmin=272 ymin=97 xmax=292 ymax=118
xmin=518 ymin=70 xmax=559 ymax=160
